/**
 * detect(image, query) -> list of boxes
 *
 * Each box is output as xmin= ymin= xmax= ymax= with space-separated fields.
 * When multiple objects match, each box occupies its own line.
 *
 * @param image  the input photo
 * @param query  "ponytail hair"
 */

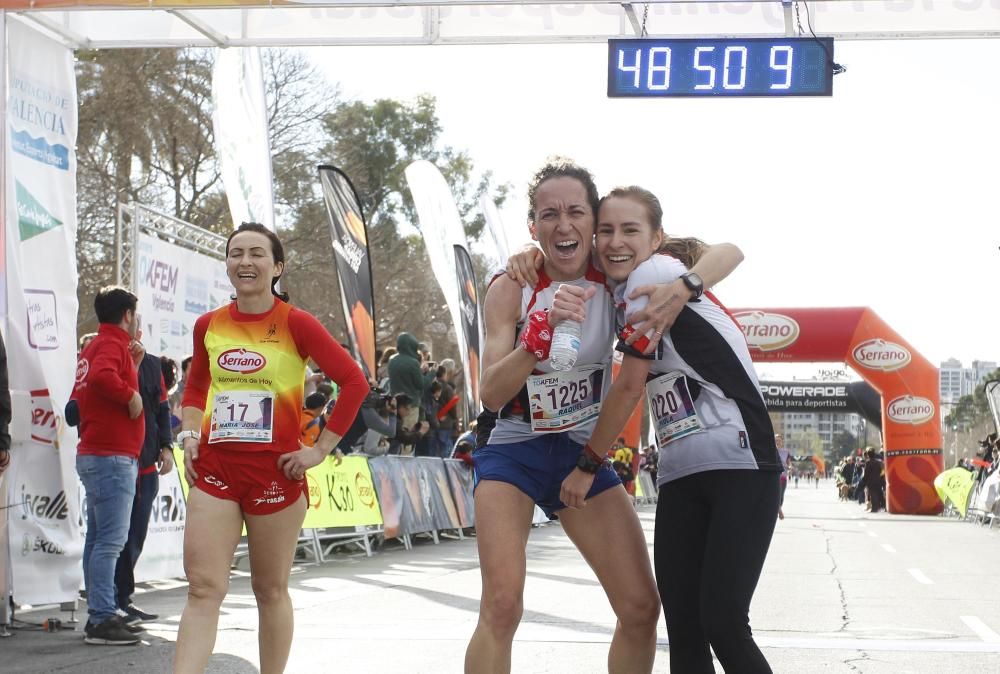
xmin=226 ymin=222 xmax=289 ymax=302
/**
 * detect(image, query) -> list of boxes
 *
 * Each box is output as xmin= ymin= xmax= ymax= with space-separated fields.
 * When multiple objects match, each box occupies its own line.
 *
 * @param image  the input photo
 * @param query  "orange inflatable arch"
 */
xmin=732 ymin=307 xmax=943 ymax=515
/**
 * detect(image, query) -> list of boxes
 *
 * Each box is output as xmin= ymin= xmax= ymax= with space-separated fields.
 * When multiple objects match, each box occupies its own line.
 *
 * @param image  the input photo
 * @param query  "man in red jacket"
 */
xmin=73 ymin=286 xmax=145 ymax=646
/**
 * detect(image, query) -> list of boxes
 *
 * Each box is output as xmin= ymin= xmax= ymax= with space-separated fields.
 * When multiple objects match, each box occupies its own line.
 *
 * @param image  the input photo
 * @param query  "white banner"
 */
xmin=3 ymin=20 xmax=83 ymax=604
xmin=135 ymin=231 xmax=233 ymax=363
xmin=132 ymin=468 xmax=186 ymax=583
xmin=405 ymin=161 xmax=474 ymax=409
xmin=212 ymin=47 xmax=275 ymax=230
xmin=479 ymin=193 xmax=510 ymax=268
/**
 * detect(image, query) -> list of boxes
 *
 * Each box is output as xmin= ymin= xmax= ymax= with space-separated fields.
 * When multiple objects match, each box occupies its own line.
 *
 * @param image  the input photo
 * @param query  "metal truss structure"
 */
xmin=116 ymin=202 xmax=226 ymax=291
xmin=5 ymin=1 xmax=1000 ymax=50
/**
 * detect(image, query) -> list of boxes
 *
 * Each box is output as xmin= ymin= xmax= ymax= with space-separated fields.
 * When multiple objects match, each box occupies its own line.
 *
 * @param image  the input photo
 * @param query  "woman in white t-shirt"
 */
xmin=568 ymin=186 xmax=782 ymax=674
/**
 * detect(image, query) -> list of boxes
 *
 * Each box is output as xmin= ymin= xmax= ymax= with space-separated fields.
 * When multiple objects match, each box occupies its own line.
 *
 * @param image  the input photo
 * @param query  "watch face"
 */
xmin=684 ymin=272 xmax=703 ymax=290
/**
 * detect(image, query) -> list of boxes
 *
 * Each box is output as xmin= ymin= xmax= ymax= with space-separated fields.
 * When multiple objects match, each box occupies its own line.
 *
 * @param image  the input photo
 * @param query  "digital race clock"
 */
xmin=608 ymin=37 xmax=834 ymax=98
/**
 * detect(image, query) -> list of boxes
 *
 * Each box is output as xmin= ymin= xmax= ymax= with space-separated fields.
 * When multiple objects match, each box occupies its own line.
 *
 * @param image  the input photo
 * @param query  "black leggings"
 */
xmin=655 ymin=470 xmax=780 ymax=673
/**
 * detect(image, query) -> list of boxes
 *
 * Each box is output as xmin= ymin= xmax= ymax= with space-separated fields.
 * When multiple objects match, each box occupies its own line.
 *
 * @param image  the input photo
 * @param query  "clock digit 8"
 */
xmin=608 ymin=37 xmax=834 ymax=98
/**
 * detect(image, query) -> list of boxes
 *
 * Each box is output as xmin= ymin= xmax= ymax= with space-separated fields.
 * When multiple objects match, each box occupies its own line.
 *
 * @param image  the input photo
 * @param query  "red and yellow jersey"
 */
xmin=182 ymin=299 xmax=368 ymax=454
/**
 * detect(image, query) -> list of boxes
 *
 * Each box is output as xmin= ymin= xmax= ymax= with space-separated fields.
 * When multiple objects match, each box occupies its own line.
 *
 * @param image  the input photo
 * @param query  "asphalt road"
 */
xmin=6 ymin=480 xmax=1000 ymax=673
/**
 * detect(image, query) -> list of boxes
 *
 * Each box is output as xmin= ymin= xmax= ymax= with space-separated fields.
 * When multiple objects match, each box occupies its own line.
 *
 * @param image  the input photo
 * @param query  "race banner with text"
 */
xmin=3 ymin=21 xmax=83 ymax=604
xmin=303 ymin=454 xmax=383 ymax=529
xmin=212 ymin=47 xmax=275 ymax=231
xmin=454 ymin=244 xmax=482 ymax=419
xmin=135 ymin=231 xmax=233 ymax=363
xmin=405 ymin=161 xmax=474 ymax=412
xmin=318 ymin=165 xmax=376 ymax=380
xmin=132 ymin=465 xmax=186 ymax=583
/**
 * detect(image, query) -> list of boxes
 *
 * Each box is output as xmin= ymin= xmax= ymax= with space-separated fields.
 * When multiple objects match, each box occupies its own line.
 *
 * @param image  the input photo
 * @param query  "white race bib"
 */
xmin=646 ymin=372 xmax=705 ymax=447
xmin=209 ymin=391 xmax=275 ymax=443
xmin=526 ymin=364 xmax=605 ymax=433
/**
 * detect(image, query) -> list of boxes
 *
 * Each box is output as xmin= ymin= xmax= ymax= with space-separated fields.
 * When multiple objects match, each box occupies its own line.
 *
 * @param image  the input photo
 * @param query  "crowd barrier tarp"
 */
xmin=443 ymin=460 xmax=474 ymax=528
xmin=303 ymin=454 xmax=383 ymax=529
xmin=135 ymin=231 xmax=233 ymax=362
xmin=367 ymin=456 xmax=409 ymax=540
xmin=4 ymin=21 xmax=83 ymax=605
xmin=394 ymin=457 xmax=436 ymax=535
xmin=416 ymin=457 xmax=461 ymax=531
xmin=212 ymin=46 xmax=274 ymax=232
xmin=132 ymin=467 xmax=186 ymax=583
xmin=934 ymin=467 xmax=975 ymax=518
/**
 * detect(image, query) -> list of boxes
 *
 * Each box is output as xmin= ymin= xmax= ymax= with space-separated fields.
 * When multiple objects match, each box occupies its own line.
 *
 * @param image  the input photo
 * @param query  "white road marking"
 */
xmin=881 ymin=543 xmax=897 ymax=553
xmin=907 ymin=568 xmax=933 ymax=585
xmin=961 ymin=616 xmax=1000 ymax=643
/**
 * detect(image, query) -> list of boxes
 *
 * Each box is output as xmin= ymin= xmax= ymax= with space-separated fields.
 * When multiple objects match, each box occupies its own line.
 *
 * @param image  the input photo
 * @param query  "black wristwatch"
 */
xmin=680 ymin=272 xmax=704 ymax=300
xmin=576 ymin=449 xmax=607 ymax=474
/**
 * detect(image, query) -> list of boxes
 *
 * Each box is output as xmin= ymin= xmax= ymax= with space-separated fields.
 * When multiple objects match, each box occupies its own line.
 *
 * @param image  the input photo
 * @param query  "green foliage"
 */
xmin=74 ymin=47 xmax=507 ymax=363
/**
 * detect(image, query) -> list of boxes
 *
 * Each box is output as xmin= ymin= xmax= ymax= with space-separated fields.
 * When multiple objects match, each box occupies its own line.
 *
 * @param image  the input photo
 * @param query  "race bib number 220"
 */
xmin=646 ymin=372 xmax=704 ymax=448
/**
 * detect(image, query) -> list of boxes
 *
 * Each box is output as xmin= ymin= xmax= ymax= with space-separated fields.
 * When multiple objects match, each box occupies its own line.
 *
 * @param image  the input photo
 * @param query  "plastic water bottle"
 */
xmin=549 ymin=320 xmax=582 ymax=371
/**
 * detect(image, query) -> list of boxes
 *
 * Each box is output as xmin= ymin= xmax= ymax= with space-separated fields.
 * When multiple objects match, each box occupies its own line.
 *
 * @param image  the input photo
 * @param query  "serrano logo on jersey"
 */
xmin=887 ymin=395 xmax=934 ymax=425
xmin=217 ymin=348 xmax=266 ymax=373
xmin=75 ymin=358 xmax=89 ymax=383
xmin=852 ymin=339 xmax=911 ymax=372
xmin=733 ymin=311 xmax=800 ymax=352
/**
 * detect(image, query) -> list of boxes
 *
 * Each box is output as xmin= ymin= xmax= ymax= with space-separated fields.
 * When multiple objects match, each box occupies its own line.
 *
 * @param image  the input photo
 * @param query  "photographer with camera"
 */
xmin=335 ymin=387 xmax=399 ymax=455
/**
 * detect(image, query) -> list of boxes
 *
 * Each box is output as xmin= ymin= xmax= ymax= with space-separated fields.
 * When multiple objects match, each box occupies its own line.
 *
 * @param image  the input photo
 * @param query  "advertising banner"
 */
xmin=303 ymin=454 xmax=382 ymax=529
xmin=3 ymin=21 xmax=83 ymax=604
xmin=934 ymin=467 xmax=974 ymax=518
xmin=318 ymin=165 xmax=375 ymax=380
xmin=416 ymin=457 xmax=461 ymax=531
xmin=131 ymin=466 xmax=186 ymax=583
xmin=454 ymin=245 xmax=481 ymax=419
xmin=733 ymin=306 xmax=942 ymax=515
xmin=478 ymin=193 xmax=509 ymax=267
xmin=759 ymin=380 xmax=882 ymax=428
xmin=212 ymin=47 xmax=274 ymax=231
xmin=367 ymin=456 xmax=406 ymax=539
xmin=405 ymin=161 xmax=474 ymax=410
xmin=443 ymin=459 xmax=474 ymax=528
xmin=135 ymin=231 xmax=233 ymax=362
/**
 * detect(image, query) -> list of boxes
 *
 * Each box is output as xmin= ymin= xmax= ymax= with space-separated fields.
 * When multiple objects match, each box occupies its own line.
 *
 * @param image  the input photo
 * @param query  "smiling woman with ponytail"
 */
xmin=172 ymin=222 xmax=367 ymax=674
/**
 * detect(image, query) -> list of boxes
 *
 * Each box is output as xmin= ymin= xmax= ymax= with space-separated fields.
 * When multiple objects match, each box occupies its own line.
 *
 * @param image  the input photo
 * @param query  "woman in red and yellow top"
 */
xmin=173 ymin=223 xmax=367 ymax=674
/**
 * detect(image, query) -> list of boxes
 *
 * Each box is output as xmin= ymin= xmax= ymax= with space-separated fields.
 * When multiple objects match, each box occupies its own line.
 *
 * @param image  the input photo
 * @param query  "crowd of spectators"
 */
xmin=834 ymin=448 xmax=886 ymax=513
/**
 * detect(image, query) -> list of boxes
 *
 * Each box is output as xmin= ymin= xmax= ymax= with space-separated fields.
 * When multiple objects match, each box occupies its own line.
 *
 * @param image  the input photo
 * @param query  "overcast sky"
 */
xmin=309 ymin=39 xmax=999 ymax=377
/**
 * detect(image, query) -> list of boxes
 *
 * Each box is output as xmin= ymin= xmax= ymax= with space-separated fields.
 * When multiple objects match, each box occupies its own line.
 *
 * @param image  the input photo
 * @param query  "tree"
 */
xmin=831 ymin=430 xmax=859 ymax=462
xmin=943 ymin=368 xmax=1000 ymax=463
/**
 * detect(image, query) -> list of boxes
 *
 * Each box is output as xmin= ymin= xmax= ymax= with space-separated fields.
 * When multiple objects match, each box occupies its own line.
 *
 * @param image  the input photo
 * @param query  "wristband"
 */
xmin=583 ymin=443 xmax=607 ymax=464
xmin=519 ymin=310 xmax=553 ymax=361
xmin=576 ymin=445 xmax=607 ymax=474
xmin=176 ymin=430 xmax=201 ymax=446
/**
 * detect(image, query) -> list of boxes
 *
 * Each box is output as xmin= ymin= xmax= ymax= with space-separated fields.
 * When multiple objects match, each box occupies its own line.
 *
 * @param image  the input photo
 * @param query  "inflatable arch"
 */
xmin=733 ymin=307 xmax=943 ymax=515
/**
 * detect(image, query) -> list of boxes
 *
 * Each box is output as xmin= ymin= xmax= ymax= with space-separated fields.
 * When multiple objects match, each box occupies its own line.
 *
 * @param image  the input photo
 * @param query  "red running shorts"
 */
xmin=192 ymin=447 xmax=307 ymax=515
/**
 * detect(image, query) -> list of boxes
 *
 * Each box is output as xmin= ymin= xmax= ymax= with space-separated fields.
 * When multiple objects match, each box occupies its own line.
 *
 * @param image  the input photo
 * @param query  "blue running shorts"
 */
xmin=473 ymin=433 xmax=621 ymax=518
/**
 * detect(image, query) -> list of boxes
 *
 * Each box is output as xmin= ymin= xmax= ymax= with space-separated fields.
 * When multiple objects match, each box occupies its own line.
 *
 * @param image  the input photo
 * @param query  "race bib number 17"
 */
xmin=646 ymin=372 xmax=704 ymax=447
xmin=209 ymin=391 xmax=274 ymax=443
xmin=526 ymin=364 xmax=604 ymax=433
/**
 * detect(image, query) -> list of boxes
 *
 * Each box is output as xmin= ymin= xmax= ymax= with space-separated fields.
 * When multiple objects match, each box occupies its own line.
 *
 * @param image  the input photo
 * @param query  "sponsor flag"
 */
xmin=317 ymin=165 xmax=375 ymax=380
xmin=405 ymin=161 xmax=474 ymax=415
xmin=933 ymin=467 xmax=974 ymax=518
xmin=3 ymin=21 xmax=83 ymax=603
xmin=478 ymin=193 xmax=509 ymax=266
xmin=454 ymin=245 xmax=481 ymax=419
xmin=212 ymin=47 xmax=275 ymax=230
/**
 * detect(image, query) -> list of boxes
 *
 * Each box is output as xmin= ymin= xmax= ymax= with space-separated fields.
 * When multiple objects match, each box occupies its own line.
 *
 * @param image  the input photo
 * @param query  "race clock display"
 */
xmin=608 ymin=37 xmax=834 ymax=98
